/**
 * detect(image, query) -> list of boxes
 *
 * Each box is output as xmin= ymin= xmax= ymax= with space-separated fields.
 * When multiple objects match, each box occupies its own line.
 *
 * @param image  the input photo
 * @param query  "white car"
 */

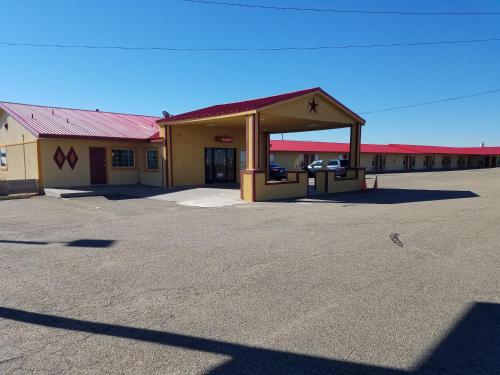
xmin=307 ymin=160 xmax=325 ymax=176
xmin=307 ymin=159 xmax=347 ymax=176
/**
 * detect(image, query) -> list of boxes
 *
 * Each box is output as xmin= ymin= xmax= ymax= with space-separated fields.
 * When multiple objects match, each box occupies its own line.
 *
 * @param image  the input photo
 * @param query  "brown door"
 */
xmin=89 ymin=147 xmax=107 ymax=184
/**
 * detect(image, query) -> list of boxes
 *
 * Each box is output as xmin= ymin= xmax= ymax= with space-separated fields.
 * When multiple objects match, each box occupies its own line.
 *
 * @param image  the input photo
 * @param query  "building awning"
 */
xmin=157 ymin=87 xmax=365 ymax=133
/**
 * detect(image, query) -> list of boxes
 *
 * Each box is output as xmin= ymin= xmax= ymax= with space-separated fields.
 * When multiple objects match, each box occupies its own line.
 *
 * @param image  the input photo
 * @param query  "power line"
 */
xmin=1 ymin=37 xmax=500 ymax=52
xmin=182 ymin=0 xmax=500 ymax=16
xmin=360 ymin=88 xmax=500 ymax=115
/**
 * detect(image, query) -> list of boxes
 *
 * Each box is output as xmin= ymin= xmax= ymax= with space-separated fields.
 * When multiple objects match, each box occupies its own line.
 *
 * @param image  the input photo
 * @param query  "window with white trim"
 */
xmin=112 ymin=149 xmax=135 ymax=168
xmin=0 ymin=147 xmax=7 ymax=167
xmin=145 ymin=149 xmax=159 ymax=170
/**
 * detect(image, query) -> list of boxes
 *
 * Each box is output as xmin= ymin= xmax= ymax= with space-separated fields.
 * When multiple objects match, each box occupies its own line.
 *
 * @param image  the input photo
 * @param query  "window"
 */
xmin=145 ymin=149 xmax=159 ymax=170
xmin=0 ymin=147 xmax=6 ymax=167
xmin=327 ymin=160 xmax=339 ymax=166
xmin=112 ymin=149 xmax=135 ymax=168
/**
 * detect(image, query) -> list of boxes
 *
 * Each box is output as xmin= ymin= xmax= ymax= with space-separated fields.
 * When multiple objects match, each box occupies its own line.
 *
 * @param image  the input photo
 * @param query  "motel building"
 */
xmin=1 ymin=87 xmax=499 ymax=201
xmin=0 ymin=88 xmax=366 ymax=201
xmin=270 ymin=141 xmax=500 ymax=173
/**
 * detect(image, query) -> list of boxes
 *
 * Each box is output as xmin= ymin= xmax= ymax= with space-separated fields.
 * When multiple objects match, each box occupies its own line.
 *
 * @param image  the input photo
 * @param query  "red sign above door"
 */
xmin=215 ymin=136 xmax=233 ymax=143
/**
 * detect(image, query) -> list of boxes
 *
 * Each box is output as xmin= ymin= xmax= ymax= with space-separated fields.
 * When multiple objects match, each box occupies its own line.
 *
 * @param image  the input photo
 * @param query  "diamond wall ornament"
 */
xmin=53 ymin=146 xmax=66 ymax=169
xmin=66 ymin=147 xmax=79 ymax=169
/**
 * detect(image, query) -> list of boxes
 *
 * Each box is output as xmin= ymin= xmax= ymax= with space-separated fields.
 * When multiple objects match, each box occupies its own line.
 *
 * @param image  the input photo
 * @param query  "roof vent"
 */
xmin=162 ymin=111 xmax=171 ymax=118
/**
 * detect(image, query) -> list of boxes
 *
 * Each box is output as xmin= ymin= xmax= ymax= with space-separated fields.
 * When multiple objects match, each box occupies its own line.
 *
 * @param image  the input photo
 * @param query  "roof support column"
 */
xmin=165 ymin=125 xmax=173 ymax=187
xmin=258 ymin=130 xmax=269 ymax=178
xmin=349 ymin=123 xmax=362 ymax=168
xmin=245 ymin=113 xmax=260 ymax=170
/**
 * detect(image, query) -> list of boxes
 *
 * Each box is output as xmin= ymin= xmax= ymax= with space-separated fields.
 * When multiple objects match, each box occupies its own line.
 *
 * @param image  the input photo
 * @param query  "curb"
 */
xmin=0 ymin=193 xmax=39 ymax=201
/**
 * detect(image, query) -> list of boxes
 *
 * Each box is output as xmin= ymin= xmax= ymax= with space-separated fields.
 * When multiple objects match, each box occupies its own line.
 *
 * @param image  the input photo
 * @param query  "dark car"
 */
xmin=269 ymin=162 xmax=287 ymax=180
xmin=339 ymin=159 xmax=350 ymax=169
xmin=338 ymin=159 xmax=350 ymax=176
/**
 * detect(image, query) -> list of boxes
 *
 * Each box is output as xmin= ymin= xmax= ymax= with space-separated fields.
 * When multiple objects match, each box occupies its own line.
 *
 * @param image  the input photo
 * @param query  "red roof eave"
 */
xmin=158 ymin=87 xmax=365 ymax=125
xmin=39 ymin=134 xmax=153 ymax=142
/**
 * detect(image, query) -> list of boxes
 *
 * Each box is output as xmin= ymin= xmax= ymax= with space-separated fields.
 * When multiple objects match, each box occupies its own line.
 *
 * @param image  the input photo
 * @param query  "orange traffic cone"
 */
xmin=373 ymin=176 xmax=379 ymax=189
xmin=361 ymin=177 xmax=368 ymax=192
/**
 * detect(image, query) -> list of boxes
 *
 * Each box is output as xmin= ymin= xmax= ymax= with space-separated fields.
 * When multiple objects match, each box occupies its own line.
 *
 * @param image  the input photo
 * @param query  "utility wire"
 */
xmin=360 ymin=88 xmax=500 ymax=115
xmin=1 ymin=37 xmax=500 ymax=52
xmin=183 ymin=0 xmax=500 ymax=16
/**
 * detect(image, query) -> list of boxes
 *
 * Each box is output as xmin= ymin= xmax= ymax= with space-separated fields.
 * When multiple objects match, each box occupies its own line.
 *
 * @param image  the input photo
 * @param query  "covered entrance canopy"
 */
xmin=157 ymin=87 xmax=366 ymax=202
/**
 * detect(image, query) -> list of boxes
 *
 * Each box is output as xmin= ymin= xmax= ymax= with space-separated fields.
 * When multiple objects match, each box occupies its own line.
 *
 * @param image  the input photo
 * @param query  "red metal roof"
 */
xmin=270 ymin=140 xmax=349 ymax=153
xmin=0 ymin=101 xmax=160 ymax=141
xmin=361 ymin=144 xmax=409 ymax=154
xmin=390 ymin=144 xmax=500 ymax=155
xmin=271 ymin=140 xmax=500 ymax=156
xmin=270 ymin=140 xmax=405 ymax=154
xmin=159 ymin=87 xmax=365 ymax=124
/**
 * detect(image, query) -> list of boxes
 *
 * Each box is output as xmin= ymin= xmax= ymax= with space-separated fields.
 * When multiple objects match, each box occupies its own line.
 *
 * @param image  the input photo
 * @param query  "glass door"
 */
xmin=205 ymin=148 xmax=236 ymax=184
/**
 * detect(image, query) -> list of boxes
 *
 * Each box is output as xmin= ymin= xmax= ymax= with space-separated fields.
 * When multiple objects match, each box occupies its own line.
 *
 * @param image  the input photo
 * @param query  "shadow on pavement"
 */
xmin=0 ymin=302 xmax=498 ymax=374
xmin=300 ymin=188 xmax=479 ymax=205
xmin=65 ymin=239 xmax=116 ymax=248
xmin=0 ymin=239 xmax=116 ymax=248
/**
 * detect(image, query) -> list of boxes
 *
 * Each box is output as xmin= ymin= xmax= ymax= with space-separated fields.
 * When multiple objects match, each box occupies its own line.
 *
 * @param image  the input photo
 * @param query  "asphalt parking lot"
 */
xmin=1 ymin=169 xmax=499 ymax=374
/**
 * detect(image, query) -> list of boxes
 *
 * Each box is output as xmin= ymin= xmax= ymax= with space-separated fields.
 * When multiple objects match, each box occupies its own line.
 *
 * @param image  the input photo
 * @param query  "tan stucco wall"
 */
xmin=262 ymin=93 xmax=357 ymax=125
xmin=39 ymin=139 xmax=162 ymax=188
xmin=0 ymin=111 xmax=39 ymax=181
xmin=271 ymin=152 xmax=303 ymax=170
xmin=315 ymin=170 xmax=364 ymax=193
xmin=414 ymin=155 xmax=425 ymax=169
xmin=254 ymin=172 xmax=308 ymax=201
xmin=170 ymin=125 xmax=245 ymax=186
xmin=384 ymin=154 xmax=404 ymax=171
xmin=433 ymin=155 xmax=443 ymax=169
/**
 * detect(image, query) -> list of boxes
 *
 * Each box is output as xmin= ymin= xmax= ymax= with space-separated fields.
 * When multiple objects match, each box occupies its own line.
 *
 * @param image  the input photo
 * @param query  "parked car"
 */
xmin=326 ymin=159 xmax=345 ymax=176
xmin=269 ymin=162 xmax=287 ymax=180
xmin=307 ymin=160 xmax=324 ymax=177
xmin=338 ymin=159 xmax=350 ymax=169
xmin=338 ymin=159 xmax=350 ymax=176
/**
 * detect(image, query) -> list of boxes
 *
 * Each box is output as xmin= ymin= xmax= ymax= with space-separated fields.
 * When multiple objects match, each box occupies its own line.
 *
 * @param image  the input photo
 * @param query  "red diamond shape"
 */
xmin=53 ymin=146 xmax=66 ymax=169
xmin=66 ymin=147 xmax=78 ymax=170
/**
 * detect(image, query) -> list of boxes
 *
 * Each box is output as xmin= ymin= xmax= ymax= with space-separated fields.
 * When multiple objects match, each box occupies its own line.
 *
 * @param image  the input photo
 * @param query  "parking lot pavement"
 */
xmin=1 ymin=169 xmax=499 ymax=374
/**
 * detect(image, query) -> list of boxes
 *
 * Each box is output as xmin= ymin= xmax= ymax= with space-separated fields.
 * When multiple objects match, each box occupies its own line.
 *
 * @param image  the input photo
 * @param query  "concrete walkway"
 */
xmin=44 ymin=185 xmax=246 ymax=208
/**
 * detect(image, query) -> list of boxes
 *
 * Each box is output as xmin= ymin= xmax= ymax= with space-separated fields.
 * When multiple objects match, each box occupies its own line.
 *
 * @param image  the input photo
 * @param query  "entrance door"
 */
xmin=404 ymin=155 xmax=413 ymax=170
xmin=89 ymin=147 xmax=107 ymax=184
xmin=303 ymin=154 xmax=315 ymax=168
xmin=424 ymin=155 xmax=433 ymax=169
xmin=205 ymin=148 xmax=236 ymax=184
xmin=372 ymin=155 xmax=385 ymax=171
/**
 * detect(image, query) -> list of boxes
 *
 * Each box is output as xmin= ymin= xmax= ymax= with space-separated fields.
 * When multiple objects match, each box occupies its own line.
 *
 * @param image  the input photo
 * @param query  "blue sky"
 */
xmin=1 ymin=0 xmax=499 ymax=146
